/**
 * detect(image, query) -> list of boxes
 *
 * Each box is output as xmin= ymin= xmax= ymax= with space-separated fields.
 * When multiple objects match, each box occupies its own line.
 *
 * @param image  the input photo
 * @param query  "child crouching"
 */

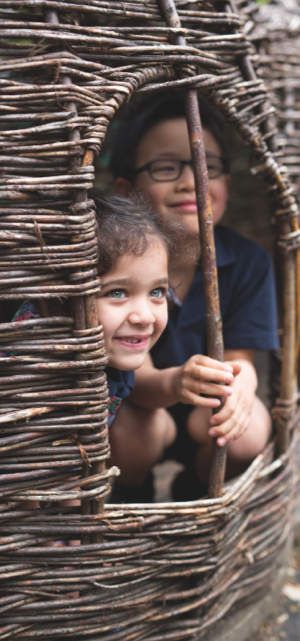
xmin=110 ymin=93 xmax=279 ymax=500
xmin=92 ymin=190 xmax=177 ymax=501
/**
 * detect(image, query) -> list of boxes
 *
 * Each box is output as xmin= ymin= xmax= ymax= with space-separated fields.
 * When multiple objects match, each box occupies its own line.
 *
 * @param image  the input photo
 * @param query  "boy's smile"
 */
xmin=132 ymin=118 xmax=229 ymax=234
xmin=96 ymin=239 xmax=168 ymax=371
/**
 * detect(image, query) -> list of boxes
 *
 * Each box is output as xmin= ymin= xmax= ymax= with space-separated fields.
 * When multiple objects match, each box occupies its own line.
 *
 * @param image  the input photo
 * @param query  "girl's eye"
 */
xmin=150 ymin=287 xmax=166 ymax=298
xmin=108 ymin=289 xmax=126 ymax=299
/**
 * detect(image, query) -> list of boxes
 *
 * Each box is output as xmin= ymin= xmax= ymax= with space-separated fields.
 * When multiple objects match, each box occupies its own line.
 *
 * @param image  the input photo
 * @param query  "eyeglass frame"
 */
xmin=133 ymin=153 xmax=227 ymax=182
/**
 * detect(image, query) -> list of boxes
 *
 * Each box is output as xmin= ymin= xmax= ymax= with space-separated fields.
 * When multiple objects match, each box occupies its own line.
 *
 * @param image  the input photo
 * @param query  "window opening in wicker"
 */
xmin=0 ymin=1 xmax=299 ymax=640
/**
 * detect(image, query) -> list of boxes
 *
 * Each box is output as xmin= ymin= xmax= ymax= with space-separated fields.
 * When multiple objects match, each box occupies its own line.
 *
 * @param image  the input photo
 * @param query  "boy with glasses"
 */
xmin=109 ymin=94 xmax=279 ymax=500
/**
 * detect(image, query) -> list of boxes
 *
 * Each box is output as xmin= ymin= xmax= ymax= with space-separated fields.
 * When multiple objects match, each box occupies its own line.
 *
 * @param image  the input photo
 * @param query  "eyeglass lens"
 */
xmin=149 ymin=157 xmax=224 ymax=181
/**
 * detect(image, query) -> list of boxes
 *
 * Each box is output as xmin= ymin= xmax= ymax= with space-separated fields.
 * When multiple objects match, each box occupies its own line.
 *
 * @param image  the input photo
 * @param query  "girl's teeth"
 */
xmin=127 ymin=338 xmax=140 ymax=343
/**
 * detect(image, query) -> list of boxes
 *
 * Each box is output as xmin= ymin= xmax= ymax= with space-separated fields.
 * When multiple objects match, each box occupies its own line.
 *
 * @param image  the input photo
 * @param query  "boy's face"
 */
xmin=96 ymin=239 xmax=168 ymax=371
xmin=128 ymin=118 xmax=229 ymax=235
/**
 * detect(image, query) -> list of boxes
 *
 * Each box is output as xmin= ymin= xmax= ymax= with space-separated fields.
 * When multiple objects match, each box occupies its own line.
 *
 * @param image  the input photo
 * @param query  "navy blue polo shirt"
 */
xmin=106 ymin=366 xmax=134 ymax=427
xmin=151 ymin=225 xmax=279 ymax=370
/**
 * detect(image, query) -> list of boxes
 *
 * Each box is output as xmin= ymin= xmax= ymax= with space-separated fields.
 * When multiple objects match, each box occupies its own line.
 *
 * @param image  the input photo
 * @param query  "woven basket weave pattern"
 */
xmin=0 ymin=1 xmax=299 ymax=639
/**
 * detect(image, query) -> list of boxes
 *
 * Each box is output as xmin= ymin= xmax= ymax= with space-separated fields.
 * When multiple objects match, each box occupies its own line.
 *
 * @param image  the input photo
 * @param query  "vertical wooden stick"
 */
xmin=158 ymin=0 xmax=226 ymax=497
xmin=184 ymin=92 xmax=226 ymax=498
xmin=277 ymin=229 xmax=296 ymax=455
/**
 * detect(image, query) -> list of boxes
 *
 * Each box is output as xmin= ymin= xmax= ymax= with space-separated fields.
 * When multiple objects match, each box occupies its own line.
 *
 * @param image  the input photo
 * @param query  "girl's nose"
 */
xmin=176 ymin=163 xmax=195 ymax=192
xmin=128 ymin=301 xmax=155 ymax=326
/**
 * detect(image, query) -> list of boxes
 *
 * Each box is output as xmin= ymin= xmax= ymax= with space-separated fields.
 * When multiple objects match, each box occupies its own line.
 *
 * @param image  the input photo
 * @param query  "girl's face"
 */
xmin=96 ymin=238 xmax=168 ymax=371
xmin=126 ymin=118 xmax=229 ymax=235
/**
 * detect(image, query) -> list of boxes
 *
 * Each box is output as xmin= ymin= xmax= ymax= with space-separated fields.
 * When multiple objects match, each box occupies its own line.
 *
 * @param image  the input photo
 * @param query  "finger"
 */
xmin=216 ymin=413 xmax=250 ymax=446
xmin=195 ymin=382 xmax=233 ymax=397
xmin=209 ymin=398 xmax=243 ymax=435
xmin=225 ymin=360 xmax=242 ymax=376
xmin=209 ymin=416 xmax=236 ymax=440
xmin=190 ymin=364 xmax=234 ymax=385
xmin=182 ymin=373 xmax=234 ymax=397
xmin=183 ymin=392 xmax=221 ymax=408
xmin=209 ymin=398 xmax=235 ymax=425
xmin=209 ymin=406 xmax=250 ymax=444
xmin=192 ymin=355 xmax=234 ymax=373
xmin=231 ymin=363 xmax=242 ymax=377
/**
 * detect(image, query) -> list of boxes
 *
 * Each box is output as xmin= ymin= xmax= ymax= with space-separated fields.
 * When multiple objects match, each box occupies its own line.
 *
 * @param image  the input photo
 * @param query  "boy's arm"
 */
xmin=208 ymin=349 xmax=258 ymax=445
xmin=130 ymin=352 xmax=237 ymax=410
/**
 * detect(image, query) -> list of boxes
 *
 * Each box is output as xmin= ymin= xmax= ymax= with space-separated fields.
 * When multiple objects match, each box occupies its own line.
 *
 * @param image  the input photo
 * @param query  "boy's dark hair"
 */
xmin=90 ymin=188 xmax=179 ymax=275
xmin=109 ymin=92 xmax=230 ymax=182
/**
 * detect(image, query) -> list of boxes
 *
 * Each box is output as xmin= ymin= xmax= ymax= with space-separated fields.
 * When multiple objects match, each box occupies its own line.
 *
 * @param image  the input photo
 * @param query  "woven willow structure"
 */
xmin=240 ymin=0 xmax=300 ymax=209
xmin=0 ymin=1 xmax=300 ymax=639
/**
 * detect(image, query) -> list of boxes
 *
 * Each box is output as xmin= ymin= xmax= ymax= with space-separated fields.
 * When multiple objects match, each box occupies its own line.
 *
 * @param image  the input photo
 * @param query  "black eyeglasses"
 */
xmin=134 ymin=153 xmax=226 ymax=182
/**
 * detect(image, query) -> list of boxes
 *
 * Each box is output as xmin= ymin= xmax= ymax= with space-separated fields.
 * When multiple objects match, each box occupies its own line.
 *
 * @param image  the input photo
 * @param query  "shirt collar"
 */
xmin=169 ymin=225 xmax=237 ymax=310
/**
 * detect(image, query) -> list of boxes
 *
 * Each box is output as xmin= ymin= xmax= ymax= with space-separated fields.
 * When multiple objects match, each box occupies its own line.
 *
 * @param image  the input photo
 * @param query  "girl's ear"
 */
xmin=114 ymin=177 xmax=132 ymax=194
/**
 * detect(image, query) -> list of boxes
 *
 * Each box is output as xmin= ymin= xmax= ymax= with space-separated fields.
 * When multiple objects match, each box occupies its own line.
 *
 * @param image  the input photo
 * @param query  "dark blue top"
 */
xmin=106 ymin=366 xmax=134 ymax=427
xmin=151 ymin=225 xmax=279 ymax=370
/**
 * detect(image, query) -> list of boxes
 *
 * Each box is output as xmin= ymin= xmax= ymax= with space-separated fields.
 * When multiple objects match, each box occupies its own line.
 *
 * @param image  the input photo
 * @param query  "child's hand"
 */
xmin=208 ymin=358 xmax=257 ymax=445
xmin=172 ymin=355 xmax=240 ymax=408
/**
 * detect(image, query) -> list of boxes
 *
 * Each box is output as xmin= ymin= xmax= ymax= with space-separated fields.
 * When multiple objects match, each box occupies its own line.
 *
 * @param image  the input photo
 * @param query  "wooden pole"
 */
xmin=158 ymin=0 xmax=226 ymax=497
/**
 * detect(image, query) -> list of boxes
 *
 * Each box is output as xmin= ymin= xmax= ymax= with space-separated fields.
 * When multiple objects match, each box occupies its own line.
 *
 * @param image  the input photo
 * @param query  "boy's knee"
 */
xmin=187 ymin=406 xmax=212 ymax=445
xmin=228 ymin=397 xmax=271 ymax=463
xmin=249 ymin=396 xmax=272 ymax=453
xmin=149 ymin=407 xmax=176 ymax=449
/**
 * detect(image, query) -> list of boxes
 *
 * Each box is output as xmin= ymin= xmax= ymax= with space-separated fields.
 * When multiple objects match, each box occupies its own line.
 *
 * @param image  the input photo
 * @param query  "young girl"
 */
xmin=91 ymin=190 xmax=178 ymax=497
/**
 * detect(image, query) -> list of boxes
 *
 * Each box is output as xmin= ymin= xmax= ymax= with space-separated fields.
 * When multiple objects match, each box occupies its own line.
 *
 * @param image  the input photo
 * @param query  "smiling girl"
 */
xmin=92 ymin=190 xmax=182 ymax=499
xmin=93 ymin=191 xmax=170 ymax=425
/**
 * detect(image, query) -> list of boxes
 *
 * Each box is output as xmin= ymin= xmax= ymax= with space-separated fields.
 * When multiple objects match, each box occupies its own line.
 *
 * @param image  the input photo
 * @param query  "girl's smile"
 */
xmin=96 ymin=239 xmax=169 ymax=371
xmin=114 ymin=334 xmax=151 ymax=349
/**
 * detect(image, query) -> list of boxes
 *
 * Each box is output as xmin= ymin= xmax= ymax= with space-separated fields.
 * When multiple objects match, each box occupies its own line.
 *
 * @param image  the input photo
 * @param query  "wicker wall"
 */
xmin=0 ymin=1 xmax=299 ymax=639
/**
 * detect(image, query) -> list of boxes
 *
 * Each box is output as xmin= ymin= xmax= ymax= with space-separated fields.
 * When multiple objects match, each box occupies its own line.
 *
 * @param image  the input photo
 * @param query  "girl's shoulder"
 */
xmin=105 ymin=367 xmax=135 ymax=427
xmin=105 ymin=366 xmax=134 ymax=400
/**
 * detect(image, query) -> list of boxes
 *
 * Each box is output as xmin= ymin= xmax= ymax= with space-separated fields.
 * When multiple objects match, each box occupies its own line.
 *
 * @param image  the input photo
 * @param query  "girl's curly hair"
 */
xmin=90 ymin=188 xmax=182 ymax=276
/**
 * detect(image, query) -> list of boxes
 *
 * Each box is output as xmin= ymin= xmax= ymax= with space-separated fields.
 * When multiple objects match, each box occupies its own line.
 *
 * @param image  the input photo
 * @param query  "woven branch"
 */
xmin=0 ymin=1 xmax=299 ymax=639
